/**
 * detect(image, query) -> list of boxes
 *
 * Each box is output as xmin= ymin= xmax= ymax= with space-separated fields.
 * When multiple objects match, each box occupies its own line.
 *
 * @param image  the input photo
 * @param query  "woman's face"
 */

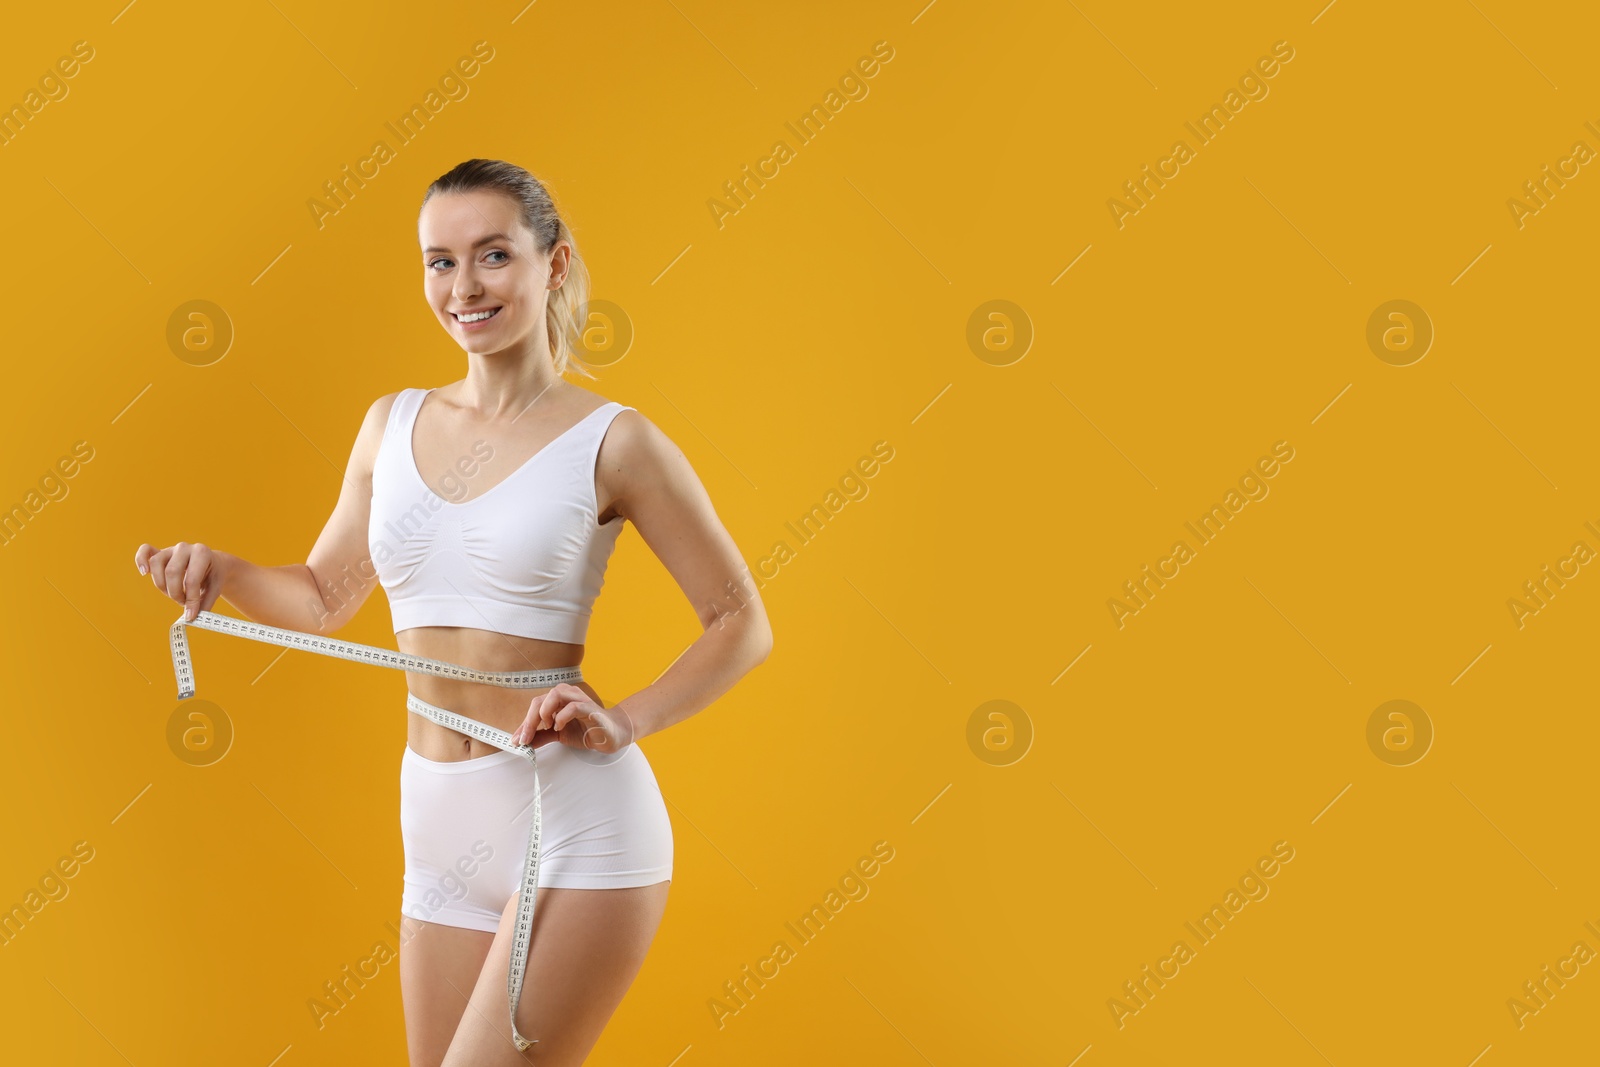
xmin=419 ymin=190 xmax=556 ymax=355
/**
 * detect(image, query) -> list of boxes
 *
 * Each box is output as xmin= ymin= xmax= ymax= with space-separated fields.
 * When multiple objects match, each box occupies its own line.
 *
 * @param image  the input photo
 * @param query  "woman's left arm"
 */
xmin=523 ymin=409 xmax=773 ymax=748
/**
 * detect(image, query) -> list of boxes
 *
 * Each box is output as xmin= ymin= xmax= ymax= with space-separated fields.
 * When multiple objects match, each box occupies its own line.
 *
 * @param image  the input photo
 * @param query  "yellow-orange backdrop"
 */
xmin=1 ymin=1 xmax=1597 ymax=1064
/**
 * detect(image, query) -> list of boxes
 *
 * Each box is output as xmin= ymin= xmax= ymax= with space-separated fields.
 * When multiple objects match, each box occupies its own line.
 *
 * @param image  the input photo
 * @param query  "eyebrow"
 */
xmin=423 ymin=232 xmax=512 ymax=254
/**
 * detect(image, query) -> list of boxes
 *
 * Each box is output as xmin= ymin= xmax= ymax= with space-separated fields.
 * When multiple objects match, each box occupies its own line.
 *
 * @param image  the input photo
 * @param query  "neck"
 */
xmin=457 ymin=336 xmax=565 ymax=419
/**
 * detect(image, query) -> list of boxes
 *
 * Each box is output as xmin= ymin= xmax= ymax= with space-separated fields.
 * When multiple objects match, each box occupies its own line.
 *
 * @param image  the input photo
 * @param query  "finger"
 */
xmin=164 ymin=544 xmax=191 ymax=604
xmin=516 ymin=702 xmax=554 ymax=745
xmin=533 ymin=696 xmax=558 ymax=740
xmin=510 ymin=710 xmax=532 ymax=746
xmin=148 ymin=548 xmax=170 ymax=591
xmin=182 ymin=544 xmax=211 ymax=622
xmin=553 ymin=701 xmax=589 ymax=732
xmin=515 ymin=722 xmax=558 ymax=748
xmin=537 ymin=688 xmax=568 ymax=731
xmin=547 ymin=685 xmax=585 ymax=730
xmin=134 ymin=544 xmax=153 ymax=576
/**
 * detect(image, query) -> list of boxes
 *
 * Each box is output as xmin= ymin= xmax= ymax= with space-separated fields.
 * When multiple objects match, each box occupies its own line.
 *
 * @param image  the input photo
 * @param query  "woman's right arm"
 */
xmin=134 ymin=393 xmax=398 ymax=636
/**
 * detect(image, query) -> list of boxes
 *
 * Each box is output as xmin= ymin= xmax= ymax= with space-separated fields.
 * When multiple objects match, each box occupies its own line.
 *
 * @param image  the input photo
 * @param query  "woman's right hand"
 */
xmin=134 ymin=541 xmax=230 ymax=622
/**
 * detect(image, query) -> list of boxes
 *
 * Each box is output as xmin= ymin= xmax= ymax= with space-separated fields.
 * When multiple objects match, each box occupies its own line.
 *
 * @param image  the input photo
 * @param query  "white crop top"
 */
xmin=367 ymin=387 xmax=632 ymax=643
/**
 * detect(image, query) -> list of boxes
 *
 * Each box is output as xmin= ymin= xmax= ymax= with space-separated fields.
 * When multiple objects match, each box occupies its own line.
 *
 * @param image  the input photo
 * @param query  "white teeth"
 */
xmin=459 ymin=308 xmax=499 ymax=323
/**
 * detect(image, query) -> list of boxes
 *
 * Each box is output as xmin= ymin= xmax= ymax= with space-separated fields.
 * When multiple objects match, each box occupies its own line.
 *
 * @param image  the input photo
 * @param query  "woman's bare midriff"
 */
xmin=400 ymin=624 xmax=603 ymax=761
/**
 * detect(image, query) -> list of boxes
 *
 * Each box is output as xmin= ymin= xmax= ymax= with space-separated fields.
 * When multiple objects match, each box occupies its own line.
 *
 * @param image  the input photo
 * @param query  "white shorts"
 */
xmin=399 ymin=710 xmax=673 ymax=933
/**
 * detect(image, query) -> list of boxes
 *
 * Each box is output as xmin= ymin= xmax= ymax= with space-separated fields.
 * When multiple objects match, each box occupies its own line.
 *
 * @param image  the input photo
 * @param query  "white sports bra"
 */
xmin=367 ymin=387 xmax=633 ymax=643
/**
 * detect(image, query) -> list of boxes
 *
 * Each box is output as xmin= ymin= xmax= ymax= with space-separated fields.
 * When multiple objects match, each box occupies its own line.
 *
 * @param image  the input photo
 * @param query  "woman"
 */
xmin=133 ymin=158 xmax=773 ymax=1065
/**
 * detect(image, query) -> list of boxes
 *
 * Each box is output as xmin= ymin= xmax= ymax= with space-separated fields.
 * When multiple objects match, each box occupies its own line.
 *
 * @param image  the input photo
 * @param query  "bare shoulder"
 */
xmin=367 ymin=390 xmax=404 ymax=425
xmin=595 ymin=406 xmax=692 ymax=519
xmin=599 ymin=405 xmax=677 ymax=466
xmin=348 ymin=390 xmax=405 ymax=482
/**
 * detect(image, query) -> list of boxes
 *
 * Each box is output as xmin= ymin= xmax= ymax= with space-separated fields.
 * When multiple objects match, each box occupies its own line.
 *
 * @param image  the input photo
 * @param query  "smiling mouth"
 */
xmin=454 ymin=307 xmax=502 ymax=324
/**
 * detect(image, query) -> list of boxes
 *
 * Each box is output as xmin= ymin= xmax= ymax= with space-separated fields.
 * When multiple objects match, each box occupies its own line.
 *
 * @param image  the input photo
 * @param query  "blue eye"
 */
xmin=427 ymin=250 xmax=508 ymax=271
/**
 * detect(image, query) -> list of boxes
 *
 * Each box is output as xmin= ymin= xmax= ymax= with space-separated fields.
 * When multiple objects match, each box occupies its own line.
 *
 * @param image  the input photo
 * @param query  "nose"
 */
xmin=451 ymin=262 xmax=482 ymax=303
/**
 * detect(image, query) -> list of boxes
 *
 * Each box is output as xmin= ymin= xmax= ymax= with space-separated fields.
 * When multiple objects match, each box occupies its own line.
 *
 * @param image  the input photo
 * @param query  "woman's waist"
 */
xmin=395 ymin=631 xmax=595 ymax=760
xmin=404 ymin=684 xmax=531 ymax=762
xmin=397 ymin=629 xmax=585 ymax=693
xmin=405 ymin=671 xmax=604 ymax=754
xmin=406 ymin=684 xmax=529 ymax=725
xmin=405 ymin=673 xmax=599 ymax=715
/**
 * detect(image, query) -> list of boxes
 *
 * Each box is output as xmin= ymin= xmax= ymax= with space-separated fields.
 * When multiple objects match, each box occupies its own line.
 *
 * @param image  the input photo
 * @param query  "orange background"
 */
xmin=2 ymin=1 xmax=1597 ymax=1064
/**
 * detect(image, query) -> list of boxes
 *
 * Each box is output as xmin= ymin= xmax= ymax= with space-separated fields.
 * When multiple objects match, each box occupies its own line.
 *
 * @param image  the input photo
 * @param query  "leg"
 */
xmin=397 ymin=742 xmax=539 ymax=1062
xmin=441 ymin=880 xmax=671 ymax=1066
xmin=398 ymin=916 xmax=495 ymax=1067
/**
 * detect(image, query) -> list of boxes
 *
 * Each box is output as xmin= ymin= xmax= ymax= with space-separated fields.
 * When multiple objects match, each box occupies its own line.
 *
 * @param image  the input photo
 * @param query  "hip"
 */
xmin=399 ymin=717 xmax=665 ymax=815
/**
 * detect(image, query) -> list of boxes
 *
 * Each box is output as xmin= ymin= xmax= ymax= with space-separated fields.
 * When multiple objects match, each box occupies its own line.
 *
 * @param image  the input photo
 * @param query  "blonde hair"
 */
xmin=421 ymin=159 xmax=597 ymax=380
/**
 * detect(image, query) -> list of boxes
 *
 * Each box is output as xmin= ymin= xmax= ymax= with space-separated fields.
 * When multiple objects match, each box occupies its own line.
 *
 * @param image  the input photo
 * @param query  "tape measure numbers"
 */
xmin=170 ymin=609 xmax=575 ymax=1051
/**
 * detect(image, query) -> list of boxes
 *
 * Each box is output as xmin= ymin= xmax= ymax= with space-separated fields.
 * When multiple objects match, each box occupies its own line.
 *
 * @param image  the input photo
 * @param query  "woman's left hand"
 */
xmin=510 ymin=683 xmax=635 ymax=755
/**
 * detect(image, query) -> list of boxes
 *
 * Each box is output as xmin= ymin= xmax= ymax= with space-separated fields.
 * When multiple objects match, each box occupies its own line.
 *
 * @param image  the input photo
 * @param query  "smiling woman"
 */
xmin=135 ymin=158 xmax=772 ymax=1066
xmin=418 ymin=163 xmax=598 ymax=385
xmin=377 ymin=161 xmax=772 ymax=1062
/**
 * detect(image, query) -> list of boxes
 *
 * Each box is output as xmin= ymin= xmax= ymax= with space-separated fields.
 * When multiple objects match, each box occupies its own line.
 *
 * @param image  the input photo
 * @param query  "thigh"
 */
xmin=398 ymin=917 xmax=495 ymax=1067
xmin=399 ymin=745 xmax=531 ymax=1065
xmin=442 ymin=881 xmax=671 ymax=1067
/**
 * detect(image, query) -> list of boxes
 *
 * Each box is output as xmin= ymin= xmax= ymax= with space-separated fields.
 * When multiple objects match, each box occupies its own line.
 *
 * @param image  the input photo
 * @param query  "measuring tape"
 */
xmin=170 ymin=609 xmax=577 ymax=1051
